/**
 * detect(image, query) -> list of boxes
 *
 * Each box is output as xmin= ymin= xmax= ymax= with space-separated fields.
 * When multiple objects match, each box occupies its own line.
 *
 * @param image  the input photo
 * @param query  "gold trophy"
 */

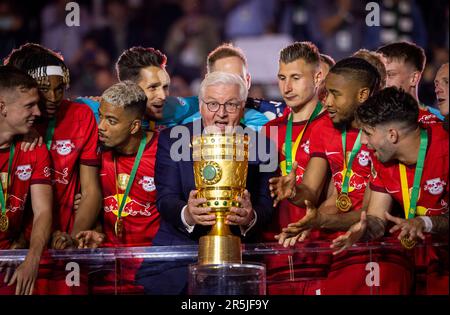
xmin=193 ymin=133 xmax=249 ymax=265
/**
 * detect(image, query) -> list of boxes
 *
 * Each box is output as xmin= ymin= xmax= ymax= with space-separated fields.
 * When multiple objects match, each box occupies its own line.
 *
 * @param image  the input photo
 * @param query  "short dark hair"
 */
xmin=279 ymin=41 xmax=320 ymax=67
xmin=4 ymin=43 xmax=70 ymax=86
xmin=377 ymin=41 xmax=426 ymax=73
xmin=352 ymin=49 xmax=387 ymax=90
xmin=206 ymin=43 xmax=247 ymax=73
xmin=0 ymin=65 xmax=38 ymax=94
xmin=320 ymin=53 xmax=336 ymax=68
xmin=329 ymin=57 xmax=381 ymax=95
xmin=116 ymin=46 xmax=167 ymax=82
xmin=356 ymin=87 xmax=419 ymax=129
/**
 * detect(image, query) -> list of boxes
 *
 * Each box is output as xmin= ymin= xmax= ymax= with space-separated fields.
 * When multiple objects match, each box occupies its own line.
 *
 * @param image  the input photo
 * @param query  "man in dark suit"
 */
xmin=136 ymin=71 xmax=275 ymax=294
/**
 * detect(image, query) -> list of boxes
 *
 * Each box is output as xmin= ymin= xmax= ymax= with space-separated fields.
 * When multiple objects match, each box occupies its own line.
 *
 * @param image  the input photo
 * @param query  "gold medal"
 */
xmin=0 ymin=214 xmax=8 ymax=232
xmin=400 ymin=237 xmax=417 ymax=250
xmin=336 ymin=193 xmax=352 ymax=212
xmin=114 ymin=218 xmax=124 ymax=238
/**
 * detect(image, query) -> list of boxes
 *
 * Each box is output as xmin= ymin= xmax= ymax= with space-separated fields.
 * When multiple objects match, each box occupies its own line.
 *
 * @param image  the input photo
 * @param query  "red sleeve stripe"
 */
xmin=369 ymin=182 xmax=387 ymax=193
xmin=80 ymin=159 xmax=101 ymax=166
xmin=30 ymin=179 xmax=52 ymax=185
xmin=310 ymin=152 xmax=327 ymax=159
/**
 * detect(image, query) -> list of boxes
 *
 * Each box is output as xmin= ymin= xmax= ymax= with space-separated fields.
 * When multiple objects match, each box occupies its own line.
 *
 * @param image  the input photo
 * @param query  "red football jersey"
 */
xmin=419 ymin=108 xmax=441 ymax=126
xmin=0 ymin=142 xmax=51 ymax=249
xmin=100 ymin=133 xmax=160 ymax=247
xmin=370 ymin=124 xmax=449 ymax=217
xmin=36 ymin=100 xmax=100 ymax=233
xmin=309 ymin=115 xmax=373 ymax=211
xmin=262 ymin=109 xmax=329 ymax=239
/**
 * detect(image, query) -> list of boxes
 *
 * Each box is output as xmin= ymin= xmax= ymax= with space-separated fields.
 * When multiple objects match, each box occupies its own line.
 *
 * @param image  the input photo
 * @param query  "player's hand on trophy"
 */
xmin=51 ymin=230 xmax=76 ymax=250
xmin=331 ymin=211 xmax=367 ymax=255
xmin=268 ymin=161 xmax=298 ymax=207
xmin=227 ymin=190 xmax=254 ymax=227
xmin=20 ymin=127 xmax=43 ymax=152
xmin=386 ymin=212 xmax=426 ymax=242
xmin=8 ymin=255 xmax=39 ymax=295
xmin=185 ymin=190 xmax=215 ymax=226
xmin=76 ymin=230 xmax=105 ymax=248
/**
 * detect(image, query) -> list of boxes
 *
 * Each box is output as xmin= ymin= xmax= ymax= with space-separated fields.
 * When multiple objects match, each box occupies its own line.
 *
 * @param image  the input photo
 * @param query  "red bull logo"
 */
xmin=7 ymin=195 xmax=25 ymax=213
xmin=333 ymin=170 xmax=367 ymax=192
xmin=103 ymin=195 xmax=152 ymax=217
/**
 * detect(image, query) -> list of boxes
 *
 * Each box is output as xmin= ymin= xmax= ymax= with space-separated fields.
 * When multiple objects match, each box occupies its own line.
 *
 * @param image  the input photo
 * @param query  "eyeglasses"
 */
xmin=201 ymin=99 xmax=242 ymax=113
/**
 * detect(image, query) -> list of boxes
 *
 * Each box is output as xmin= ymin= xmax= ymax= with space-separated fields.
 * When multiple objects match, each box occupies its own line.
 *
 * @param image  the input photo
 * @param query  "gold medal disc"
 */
xmin=336 ymin=193 xmax=352 ymax=212
xmin=115 ymin=218 xmax=124 ymax=238
xmin=0 ymin=214 xmax=9 ymax=232
xmin=400 ymin=237 xmax=417 ymax=250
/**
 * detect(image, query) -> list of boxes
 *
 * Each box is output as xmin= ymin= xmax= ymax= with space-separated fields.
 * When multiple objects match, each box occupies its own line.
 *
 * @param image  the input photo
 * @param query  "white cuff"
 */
xmin=417 ymin=216 xmax=433 ymax=233
xmin=240 ymin=210 xmax=257 ymax=236
xmin=181 ymin=205 xmax=195 ymax=233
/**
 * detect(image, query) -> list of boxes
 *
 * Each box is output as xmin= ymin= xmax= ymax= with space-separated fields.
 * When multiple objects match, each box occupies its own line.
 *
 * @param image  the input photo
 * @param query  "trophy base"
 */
xmin=198 ymin=234 xmax=242 ymax=265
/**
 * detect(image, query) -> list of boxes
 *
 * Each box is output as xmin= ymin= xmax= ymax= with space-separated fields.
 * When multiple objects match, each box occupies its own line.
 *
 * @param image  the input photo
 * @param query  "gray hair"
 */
xmin=199 ymin=72 xmax=248 ymax=102
xmin=102 ymin=80 xmax=147 ymax=108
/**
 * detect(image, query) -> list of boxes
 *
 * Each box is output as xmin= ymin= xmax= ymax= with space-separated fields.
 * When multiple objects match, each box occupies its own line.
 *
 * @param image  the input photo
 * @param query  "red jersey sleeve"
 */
xmin=369 ymin=155 xmax=388 ymax=193
xmin=309 ymin=121 xmax=327 ymax=159
xmin=79 ymin=107 xmax=100 ymax=166
xmin=29 ymin=144 xmax=52 ymax=186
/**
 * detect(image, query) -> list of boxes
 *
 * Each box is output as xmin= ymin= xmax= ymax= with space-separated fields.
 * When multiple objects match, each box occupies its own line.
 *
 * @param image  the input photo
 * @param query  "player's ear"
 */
xmin=388 ymin=128 xmax=399 ymax=144
xmin=0 ymin=100 xmax=6 ymax=117
xmin=410 ymin=70 xmax=421 ymax=88
xmin=130 ymin=119 xmax=142 ymax=135
xmin=314 ymin=68 xmax=322 ymax=88
xmin=357 ymin=87 xmax=370 ymax=104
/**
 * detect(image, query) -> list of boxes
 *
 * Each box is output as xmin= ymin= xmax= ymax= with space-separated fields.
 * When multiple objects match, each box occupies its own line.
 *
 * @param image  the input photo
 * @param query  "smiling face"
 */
xmin=199 ymin=83 xmax=245 ymax=132
xmin=278 ymin=59 xmax=320 ymax=110
xmin=136 ymin=66 xmax=170 ymax=121
xmin=38 ymin=75 xmax=65 ymax=118
xmin=360 ymin=124 xmax=395 ymax=163
xmin=434 ymin=63 xmax=449 ymax=116
xmin=1 ymin=87 xmax=40 ymax=135
xmin=324 ymin=72 xmax=367 ymax=128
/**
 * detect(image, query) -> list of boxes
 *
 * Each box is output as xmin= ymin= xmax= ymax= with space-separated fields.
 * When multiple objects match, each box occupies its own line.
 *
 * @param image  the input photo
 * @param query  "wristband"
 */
xmin=417 ymin=216 xmax=433 ymax=233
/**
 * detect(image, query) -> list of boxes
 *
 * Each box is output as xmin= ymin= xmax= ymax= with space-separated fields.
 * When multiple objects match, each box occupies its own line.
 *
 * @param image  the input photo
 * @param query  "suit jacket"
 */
xmin=153 ymin=122 xmax=274 ymax=246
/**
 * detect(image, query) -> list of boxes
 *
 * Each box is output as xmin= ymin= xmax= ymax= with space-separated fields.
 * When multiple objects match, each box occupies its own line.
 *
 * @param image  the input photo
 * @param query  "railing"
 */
xmin=0 ymin=240 xmax=448 ymax=295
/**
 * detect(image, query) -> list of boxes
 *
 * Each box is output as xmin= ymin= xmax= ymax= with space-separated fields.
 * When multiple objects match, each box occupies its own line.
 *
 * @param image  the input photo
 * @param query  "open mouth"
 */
xmin=327 ymin=109 xmax=337 ymax=118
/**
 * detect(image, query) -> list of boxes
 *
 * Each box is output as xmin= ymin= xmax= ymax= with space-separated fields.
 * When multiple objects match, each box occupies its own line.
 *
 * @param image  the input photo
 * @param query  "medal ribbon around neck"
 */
xmin=340 ymin=128 xmax=362 ymax=194
xmin=114 ymin=133 xmax=147 ymax=221
xmin=0 ymin=144 xmax=15 ymax=232
xmin=399 ymin=128 xmax=428 ymax=220
xmin=45 ymin=118 xmax=57 ymax=150
xmin=283 ymin=102 xmax=323 ymax=176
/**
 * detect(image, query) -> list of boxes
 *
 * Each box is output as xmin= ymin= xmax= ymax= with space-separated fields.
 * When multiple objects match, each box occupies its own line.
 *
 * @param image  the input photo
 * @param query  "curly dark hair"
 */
xmin=329 ymin=57 xmax=381 ymax=95
xmin=116 ymin=46 xmax=167 ymax=82
xmin=356 ymin=87 xmax=419 ymax=129
xmin=4 ymin=43 xmax=70 ymax=86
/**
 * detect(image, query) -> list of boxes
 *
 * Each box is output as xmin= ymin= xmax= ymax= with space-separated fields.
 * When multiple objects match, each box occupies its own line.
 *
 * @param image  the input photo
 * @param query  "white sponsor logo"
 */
xmin=15 ymin=164 xmax=32 ymax=181
xmin=424 ymin=178 xmax=446 ymax=195
xmin=357 ymin=150 xmax=370 ymax=167
xmin=52 ymin=140 xmax=75 ymax=156
xmin=138 ymin=176 xmax=156 ymax=192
